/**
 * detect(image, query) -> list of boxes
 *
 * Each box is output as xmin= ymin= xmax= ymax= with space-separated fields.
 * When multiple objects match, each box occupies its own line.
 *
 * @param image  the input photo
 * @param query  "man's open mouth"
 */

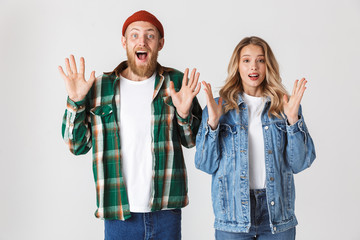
xmin=136 ymin=51 xmax=148 ymax=60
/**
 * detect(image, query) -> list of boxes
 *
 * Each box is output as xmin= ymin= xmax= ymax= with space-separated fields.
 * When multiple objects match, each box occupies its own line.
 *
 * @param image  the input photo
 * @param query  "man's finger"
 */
xmin=79 ymin=57 xmax=85 ymax=75
xmin=88 ymin=71 xmax=96 ymax=87
xmin=70 ymin=55 xmax=78 ymax=74
xmin=65 ymin=58 xmax=72 ymax=75
xmin=191 ymin=72 xmax=200 ymax=90
xmin=182 ymin=68 xmax=189 ymax=88
xmin=169 ymin=81 xmax=176 ymax=96
xmin=188 ymin=68 xmax=196 ymax=87
xmin=58 ymin=66 xmax=67 ymax=79
xmin=193 ymin=82 xmax=201 ymax=95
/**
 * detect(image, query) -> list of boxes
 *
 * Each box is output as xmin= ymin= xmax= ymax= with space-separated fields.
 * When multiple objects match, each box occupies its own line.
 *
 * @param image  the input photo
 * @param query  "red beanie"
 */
xmin=122 ymin=10 xmax=164 ymax=38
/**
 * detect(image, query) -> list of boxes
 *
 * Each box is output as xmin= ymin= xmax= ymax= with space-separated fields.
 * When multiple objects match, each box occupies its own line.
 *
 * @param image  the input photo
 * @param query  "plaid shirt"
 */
xmin=62 ymin=61 xmax=202 ymax=220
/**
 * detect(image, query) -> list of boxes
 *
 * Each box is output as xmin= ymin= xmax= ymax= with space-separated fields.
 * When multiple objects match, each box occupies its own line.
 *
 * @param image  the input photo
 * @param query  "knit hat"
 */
xmin=122 ymin=10 xmax=164 ymax=38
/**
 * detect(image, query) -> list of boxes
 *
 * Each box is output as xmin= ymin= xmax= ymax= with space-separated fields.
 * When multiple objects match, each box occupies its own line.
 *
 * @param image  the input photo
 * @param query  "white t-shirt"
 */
xmin=119 ymin=73 xmax=155 ymax=212
xmin=242 ymin=93 xmax=266 ymax=189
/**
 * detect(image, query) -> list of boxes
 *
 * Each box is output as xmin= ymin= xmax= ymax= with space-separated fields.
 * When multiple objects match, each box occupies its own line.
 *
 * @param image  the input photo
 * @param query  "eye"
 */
xmin=147 ymin=34 xmax=155 ymax=39
xmin=131 ymin=33 xmax=138 ymax=39
xmin=258 ymin=59 xmax=265 ymax=63
xmin=243 ymin=59 xmax=249 ymax=63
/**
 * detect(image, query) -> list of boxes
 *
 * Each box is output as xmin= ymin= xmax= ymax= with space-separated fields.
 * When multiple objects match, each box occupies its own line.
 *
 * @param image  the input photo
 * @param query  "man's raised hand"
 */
xmin=58 ymin=55 xmax=96 ymax=102
xmin=169 ymin=68 xmax=201 ymax=119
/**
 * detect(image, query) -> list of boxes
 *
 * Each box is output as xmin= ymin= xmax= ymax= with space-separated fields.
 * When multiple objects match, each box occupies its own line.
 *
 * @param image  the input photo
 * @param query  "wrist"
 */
xmin=177 ymin=110 xmax=189 ymax=119
xmin=208 ymin=119 xmax=219 ymax=130
xmin=69 ymin=95 xmax=86 ymax=103
xmin=287 ymin=116 xmax=299 ymax=125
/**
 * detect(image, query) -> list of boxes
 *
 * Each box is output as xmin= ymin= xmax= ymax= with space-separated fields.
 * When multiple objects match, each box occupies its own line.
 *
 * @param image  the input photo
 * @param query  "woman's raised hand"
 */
xmin=283 ymin=78 xmax=307 ymax=125
xmin=58 ymin=55 xmax=96 ymax=102
xmin=202 ymin=81 xmax=223 ymax=130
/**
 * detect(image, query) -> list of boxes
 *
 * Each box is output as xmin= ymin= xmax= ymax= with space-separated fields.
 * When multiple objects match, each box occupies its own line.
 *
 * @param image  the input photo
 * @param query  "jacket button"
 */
xmin=264 ymin=126 xmax=269 ymax=130
xmin=273 ymin=227 xmax=277 ymax=231
xmin=268 ymin=150 xmax=272 ymax=154
xmin=270 ymin=177 xmax=274 ymax=181
xmin=271 ymin=201 xmax=275 ymax=206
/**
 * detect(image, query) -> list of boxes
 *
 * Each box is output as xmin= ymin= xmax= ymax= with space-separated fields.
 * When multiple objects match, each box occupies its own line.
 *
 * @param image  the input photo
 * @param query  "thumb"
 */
xmin=88 ymin=71 xmax=96 ymax=86
xmin=169 ymin=81 xmax=176 ymax=96
xmin=218 ymin=97 xmax=223 ymax=107
xmin=283 ymin=94 xmax=289 ymax=103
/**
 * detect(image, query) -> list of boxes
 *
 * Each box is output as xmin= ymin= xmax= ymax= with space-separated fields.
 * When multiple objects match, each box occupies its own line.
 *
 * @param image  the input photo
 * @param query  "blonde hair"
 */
xmin=219 ymin=36 xmax=288 ymax=118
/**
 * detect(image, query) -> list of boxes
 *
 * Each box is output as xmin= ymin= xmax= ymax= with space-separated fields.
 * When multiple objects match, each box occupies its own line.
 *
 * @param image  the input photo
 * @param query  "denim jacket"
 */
xmin=195 ymin=95 xmax=316 ymax=233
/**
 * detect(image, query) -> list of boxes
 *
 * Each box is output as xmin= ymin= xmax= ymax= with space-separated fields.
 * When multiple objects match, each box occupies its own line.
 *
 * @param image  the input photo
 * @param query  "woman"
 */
xmin=195 ymin=36 xmax=316 ymax=239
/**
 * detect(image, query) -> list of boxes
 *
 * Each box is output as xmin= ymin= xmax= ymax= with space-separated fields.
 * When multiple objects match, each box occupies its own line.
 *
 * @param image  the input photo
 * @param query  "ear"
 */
xmin=158 ymin=38 xmax=165 ymax=51
xmin=121 ymin=36 xmax=127 ymax=50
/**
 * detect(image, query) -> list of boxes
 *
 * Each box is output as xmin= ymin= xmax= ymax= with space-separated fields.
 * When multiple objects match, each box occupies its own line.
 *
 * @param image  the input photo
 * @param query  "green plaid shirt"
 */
xmin=62 ymin=61 xmax=202 ymax=220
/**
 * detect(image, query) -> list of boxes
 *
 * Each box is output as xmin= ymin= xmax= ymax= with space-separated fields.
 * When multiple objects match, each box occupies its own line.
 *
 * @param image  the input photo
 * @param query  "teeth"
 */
xmin=136 ymin=51 xmax=147 ymax=53
xmin=249 ymin=74 xmax=258 ymax=77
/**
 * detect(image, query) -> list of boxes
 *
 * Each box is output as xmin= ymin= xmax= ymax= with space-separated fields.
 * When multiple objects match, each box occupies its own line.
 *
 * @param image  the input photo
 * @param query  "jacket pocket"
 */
xmin=274 ymin=121 xmax=287 ymax=150
xmin=219 ymin=124 xmax=236 ymax=163
xmin=218 ymin=176 xmax=229 ymax=214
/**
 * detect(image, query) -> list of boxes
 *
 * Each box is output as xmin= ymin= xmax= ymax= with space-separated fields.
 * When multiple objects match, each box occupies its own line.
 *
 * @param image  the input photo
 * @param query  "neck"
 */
xmin=120 ymin=67 xmax=154 ymax=81
xmin=243 ymin=87 xmax=263 ymax=97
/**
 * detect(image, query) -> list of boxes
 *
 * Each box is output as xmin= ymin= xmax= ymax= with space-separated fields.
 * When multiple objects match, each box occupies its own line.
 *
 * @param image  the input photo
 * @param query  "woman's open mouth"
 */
xmin=248 ymin=73 xmax=259 ymax=80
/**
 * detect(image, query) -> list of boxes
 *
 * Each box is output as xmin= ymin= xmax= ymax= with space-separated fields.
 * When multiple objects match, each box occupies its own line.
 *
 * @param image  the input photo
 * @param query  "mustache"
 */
xmin=134 ymin=47 xmax=151 ymax=53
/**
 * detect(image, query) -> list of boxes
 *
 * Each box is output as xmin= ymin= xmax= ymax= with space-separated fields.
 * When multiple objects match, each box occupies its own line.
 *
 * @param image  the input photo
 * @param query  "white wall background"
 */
xmin=1 ymin=0 xmax=359 ymax=239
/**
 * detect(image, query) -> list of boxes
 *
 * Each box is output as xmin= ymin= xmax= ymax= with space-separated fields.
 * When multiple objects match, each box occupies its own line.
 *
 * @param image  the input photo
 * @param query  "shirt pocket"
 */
xmin=90 ymin=104 xmax=113 ymax=117
xmin=90 ymin=104 xmax=117 ymax=140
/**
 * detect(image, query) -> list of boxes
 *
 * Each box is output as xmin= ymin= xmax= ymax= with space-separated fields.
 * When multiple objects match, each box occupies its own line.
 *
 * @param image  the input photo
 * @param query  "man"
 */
xmin=59 ymin=10 xmax=202 ymax=240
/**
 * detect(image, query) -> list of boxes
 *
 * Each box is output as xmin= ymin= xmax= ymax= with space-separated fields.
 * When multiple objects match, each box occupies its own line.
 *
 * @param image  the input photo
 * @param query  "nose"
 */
xmin=251 ymin=61 xmax=257 ymax=70
xmin=138 ymin=35 xmax=146 ymax=46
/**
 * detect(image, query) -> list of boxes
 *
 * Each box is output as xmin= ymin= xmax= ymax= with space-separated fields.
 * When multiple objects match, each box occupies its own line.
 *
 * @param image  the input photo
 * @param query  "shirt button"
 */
xmin=273 ymin=227 xmax=277 ymax=231
xmin=264 ymin=126 xmax=269 ymax=130
xmin=271 ymin=201 xmax=275 ymax=206
xmin=270 ymin=177 xmax=274 ymax=181
xmin=268 ymin=150 xmax=273 ymax=154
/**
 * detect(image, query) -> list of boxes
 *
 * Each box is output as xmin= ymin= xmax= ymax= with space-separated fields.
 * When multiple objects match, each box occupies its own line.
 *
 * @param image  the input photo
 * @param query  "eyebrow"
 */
xmin=240 ymin=54 xmax=265 ymax=58
xmin=128 ymin=28 xmax=156 ymax=32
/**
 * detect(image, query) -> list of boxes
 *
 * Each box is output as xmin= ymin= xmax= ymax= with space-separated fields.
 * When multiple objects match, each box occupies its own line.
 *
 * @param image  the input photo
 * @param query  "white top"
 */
xmin=242 ymin=93 xmax=266 ymax=189
xmin=119 ymin=72 xmax=155 ymax=212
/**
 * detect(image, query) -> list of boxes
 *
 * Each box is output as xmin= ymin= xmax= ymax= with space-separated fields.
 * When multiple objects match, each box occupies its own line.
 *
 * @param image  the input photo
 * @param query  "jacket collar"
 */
xmin=237 ymin=92 xmax=271 ymax=105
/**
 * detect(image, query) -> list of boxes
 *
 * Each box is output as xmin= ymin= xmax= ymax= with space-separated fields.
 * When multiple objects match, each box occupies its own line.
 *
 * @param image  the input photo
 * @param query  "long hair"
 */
xmin=219 ymin=36 xmax=288 ymax=118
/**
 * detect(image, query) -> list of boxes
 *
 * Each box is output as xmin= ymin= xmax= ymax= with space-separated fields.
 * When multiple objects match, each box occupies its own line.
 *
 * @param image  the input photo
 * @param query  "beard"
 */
xmin=126 ymin=46 xmax=159 ymax=78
